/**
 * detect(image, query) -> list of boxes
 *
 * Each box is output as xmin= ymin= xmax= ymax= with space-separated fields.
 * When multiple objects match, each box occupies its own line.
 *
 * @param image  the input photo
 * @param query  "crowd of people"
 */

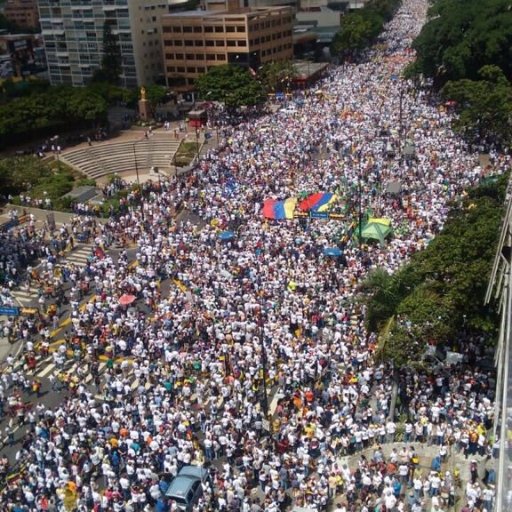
xmin=0 ymin=0 xmax=508 ymax=510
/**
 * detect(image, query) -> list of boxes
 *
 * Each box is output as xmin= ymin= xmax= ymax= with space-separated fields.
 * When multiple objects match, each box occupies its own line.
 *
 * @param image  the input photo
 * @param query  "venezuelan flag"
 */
xmin=262 ymin=198 xmax=297 ymax=220
xmin=299 ymin=193 xmax=337 ymax=212
xmin=262 ymin=199 xmax=279 ymax=219
xmin=283 ymin=198 xmax=297 ymax=218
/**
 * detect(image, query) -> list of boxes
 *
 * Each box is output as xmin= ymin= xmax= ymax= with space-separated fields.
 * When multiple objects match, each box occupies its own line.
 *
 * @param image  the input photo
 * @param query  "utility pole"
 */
xmin=195 ymin=128 xmax=200 ymax=162
xmin=132 ymin=142 xmax=141 ymax=187
xmin=132 ymin=141 xmax=144 ymax=220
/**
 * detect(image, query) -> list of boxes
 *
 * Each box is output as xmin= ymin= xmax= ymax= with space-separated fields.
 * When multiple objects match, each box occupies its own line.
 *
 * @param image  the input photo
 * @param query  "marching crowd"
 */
xmin=0 ymin=0 xmax=509 ymax=510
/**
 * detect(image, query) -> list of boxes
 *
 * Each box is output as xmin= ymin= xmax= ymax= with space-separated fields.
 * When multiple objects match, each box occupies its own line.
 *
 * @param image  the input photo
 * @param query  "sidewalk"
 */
xmin=330 ymin=441 xmax=496 ymax=511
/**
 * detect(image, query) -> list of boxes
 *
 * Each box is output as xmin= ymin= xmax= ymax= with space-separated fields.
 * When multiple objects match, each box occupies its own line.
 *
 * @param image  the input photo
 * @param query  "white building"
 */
xmin=38 ymin=0 xmax=168 ymax=87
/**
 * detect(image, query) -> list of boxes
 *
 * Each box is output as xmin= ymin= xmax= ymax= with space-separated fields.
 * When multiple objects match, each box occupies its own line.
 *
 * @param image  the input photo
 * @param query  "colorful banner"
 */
xmin=298 ymin=193 xmax=337 ymax=212
xmin=263 ymin=193 xmax=337 ymax=220
xmin=262 ymin=198 xmax=297 ymax=220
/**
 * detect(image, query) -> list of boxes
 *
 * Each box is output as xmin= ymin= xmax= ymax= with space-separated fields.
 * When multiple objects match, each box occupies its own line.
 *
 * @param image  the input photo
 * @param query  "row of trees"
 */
xmin=361 ymin=174 xmax=507 ymax=368
xmin=330 ymin=0 xmax=401 ymax=58
xmin=0 ymin=77 xmax=169 ymax=148
xmin=406 ymin=0 xmax=512 ymax=147
xmin=0 ymin=85 xmax=108 ymax=148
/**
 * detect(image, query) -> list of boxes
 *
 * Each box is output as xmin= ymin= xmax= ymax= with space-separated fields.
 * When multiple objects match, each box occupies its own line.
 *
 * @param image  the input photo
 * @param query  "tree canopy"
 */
xmin=92 ymin=21 xmax=122 ymax=85
xmin=258 ymin=61 xmax=296 ymax=93
xmin=195 ymin=65 xmax=265 ymax=108
xmin=330 ymin=0 xmax=400 ymax=58
xmin=408 ymin=0 xmax=512 ymax=86
xmin=442 ymin=65 xmax=512 ymax=147
xmin=362 ymin=173 xmax=507 ymax=368
xmin=0 ymin=85 xmax=108 ymax=148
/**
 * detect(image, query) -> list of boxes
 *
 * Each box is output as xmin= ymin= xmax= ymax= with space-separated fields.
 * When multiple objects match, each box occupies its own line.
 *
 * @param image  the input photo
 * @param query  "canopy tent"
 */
xmin=361 ymin=221 xmax=392 ymax=246
xmin=368 ymin=217 xmax=391 ymax=227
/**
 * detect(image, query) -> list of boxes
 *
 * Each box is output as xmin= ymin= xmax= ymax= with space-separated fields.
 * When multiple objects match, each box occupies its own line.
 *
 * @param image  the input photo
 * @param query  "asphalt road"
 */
xmin=0 ymin=245 xmax=140 ymax=466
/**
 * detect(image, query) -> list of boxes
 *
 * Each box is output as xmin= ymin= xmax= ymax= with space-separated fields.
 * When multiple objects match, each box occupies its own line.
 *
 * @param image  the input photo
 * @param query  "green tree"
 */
xmin=195 ymin=65 xmax=265 ymax=108
xmin=363 ymin=174 xmax=506 ymax=368
xmin=410 ymin=0 xmax=512 ymax=85
xmin=145 ymin=84 xmax=168 ymax=111
xmin=94 ymin=21 xmax=122 ymax=85
xmin=66 ymin=88 xmax=108 ymax=123
xmin=442 ymin=65 xmax=512 ymax=146
xmin=0 ymin=156 xmax=52 ymax=196
xmin=258 ymin=61 xmax=296 ymax=93
xmin=331 ymin=11 xmax=383 ymax=57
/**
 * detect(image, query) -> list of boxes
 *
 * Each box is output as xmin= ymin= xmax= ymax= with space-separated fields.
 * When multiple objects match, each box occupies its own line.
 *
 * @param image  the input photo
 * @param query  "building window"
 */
xmin=237 ymin=40 xmax=246 ymax=46
xmin=205 ymin=40 xmax=214 ymax=46
xmin=165 ymin=53 xmax=174 ymax=59
xmin=176 ymin=53 xmax=184 ymax=59
xmin=214 ymin=26 xmax=223 ymax=33
xmin=196 ymin=54 xmax=205 ymax=60
xmin=216 ymin=54 xmax=225 ymax=60
xmin=175 ymin=40 xmax=183 ymax=46
xmin=195 ymin=40 xmax=203 ymax=46
xmin=177 ymin=66 xmax=185 ymax=72
xmin=183 ymin=26 xmax=192 ymax=33
xmin=196 ymin=66 xmax=205 ymax=73
xmin=236 ymin=25 xmax=245 ymax=32
xmin=215 ymin=40 xmax=223 ymax=46
xmin=226 ymin=26 xmax=235 ymax=32
xmin=193 ymin=26 xmax=202 ymax=33
xmin=172 ymin=26 xmax=182 ymax=32
xmin=163 ymin=26 xmax=172 ymax=33
xmin=227 ymin=40 xmax=236 ymax=47
xmin=186 ymin=53 xmax=195 ymax=60
xmin=186 ymin=67 xmax=195 ymax=73
xmin=204 ymin=26 xmax=213 ymax=32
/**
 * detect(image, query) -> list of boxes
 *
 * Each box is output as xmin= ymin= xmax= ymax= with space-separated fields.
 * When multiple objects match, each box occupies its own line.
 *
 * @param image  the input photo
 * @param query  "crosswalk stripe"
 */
xmin=37 ymin=362 xmax=56 ymax=378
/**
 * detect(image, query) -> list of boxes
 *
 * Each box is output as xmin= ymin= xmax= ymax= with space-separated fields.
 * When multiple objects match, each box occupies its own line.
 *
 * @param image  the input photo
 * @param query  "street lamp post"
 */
xmin=132 ymin=142 xmax=141 ymax=187
xmin=132 ymin=141 xmax=145 ymax=221
xmin=195 ymin=128 xmax=200 ymax=162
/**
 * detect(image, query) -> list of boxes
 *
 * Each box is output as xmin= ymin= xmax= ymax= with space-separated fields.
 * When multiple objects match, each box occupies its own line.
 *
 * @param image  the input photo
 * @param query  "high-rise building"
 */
xmin=4 ymin=0 xmax=39 ymax=30
xmin=38 ymin=0 xmax=168 ymax=87
xmin=161 ymin=4 xmax=293 ymax=90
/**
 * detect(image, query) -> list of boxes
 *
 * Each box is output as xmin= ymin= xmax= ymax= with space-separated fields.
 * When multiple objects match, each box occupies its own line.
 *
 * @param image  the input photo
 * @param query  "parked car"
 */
xmin=165 ymin=465 xmax=210 ymax=511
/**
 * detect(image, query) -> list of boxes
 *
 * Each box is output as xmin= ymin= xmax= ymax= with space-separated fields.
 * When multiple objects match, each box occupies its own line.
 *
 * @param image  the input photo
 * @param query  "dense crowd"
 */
xmin=0 ymin=0 xmax=508 ymax=510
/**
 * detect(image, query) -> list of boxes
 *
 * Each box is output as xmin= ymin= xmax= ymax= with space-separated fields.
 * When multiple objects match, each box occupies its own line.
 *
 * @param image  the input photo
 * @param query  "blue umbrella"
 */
xmin=323 ymin=247 xmax=342 ymax=257
xmin=218 ymin=230 xmax=235 ymax=241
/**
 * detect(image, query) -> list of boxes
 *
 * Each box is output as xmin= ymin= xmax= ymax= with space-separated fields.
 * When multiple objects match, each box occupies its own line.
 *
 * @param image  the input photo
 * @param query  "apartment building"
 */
xmin=161 ymin=4 xmax=293 ymax=90
xmin=4 ymin=0 xmax=39 ymax=30
xmin=38 ymin=0 xmax=167 ymax=87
